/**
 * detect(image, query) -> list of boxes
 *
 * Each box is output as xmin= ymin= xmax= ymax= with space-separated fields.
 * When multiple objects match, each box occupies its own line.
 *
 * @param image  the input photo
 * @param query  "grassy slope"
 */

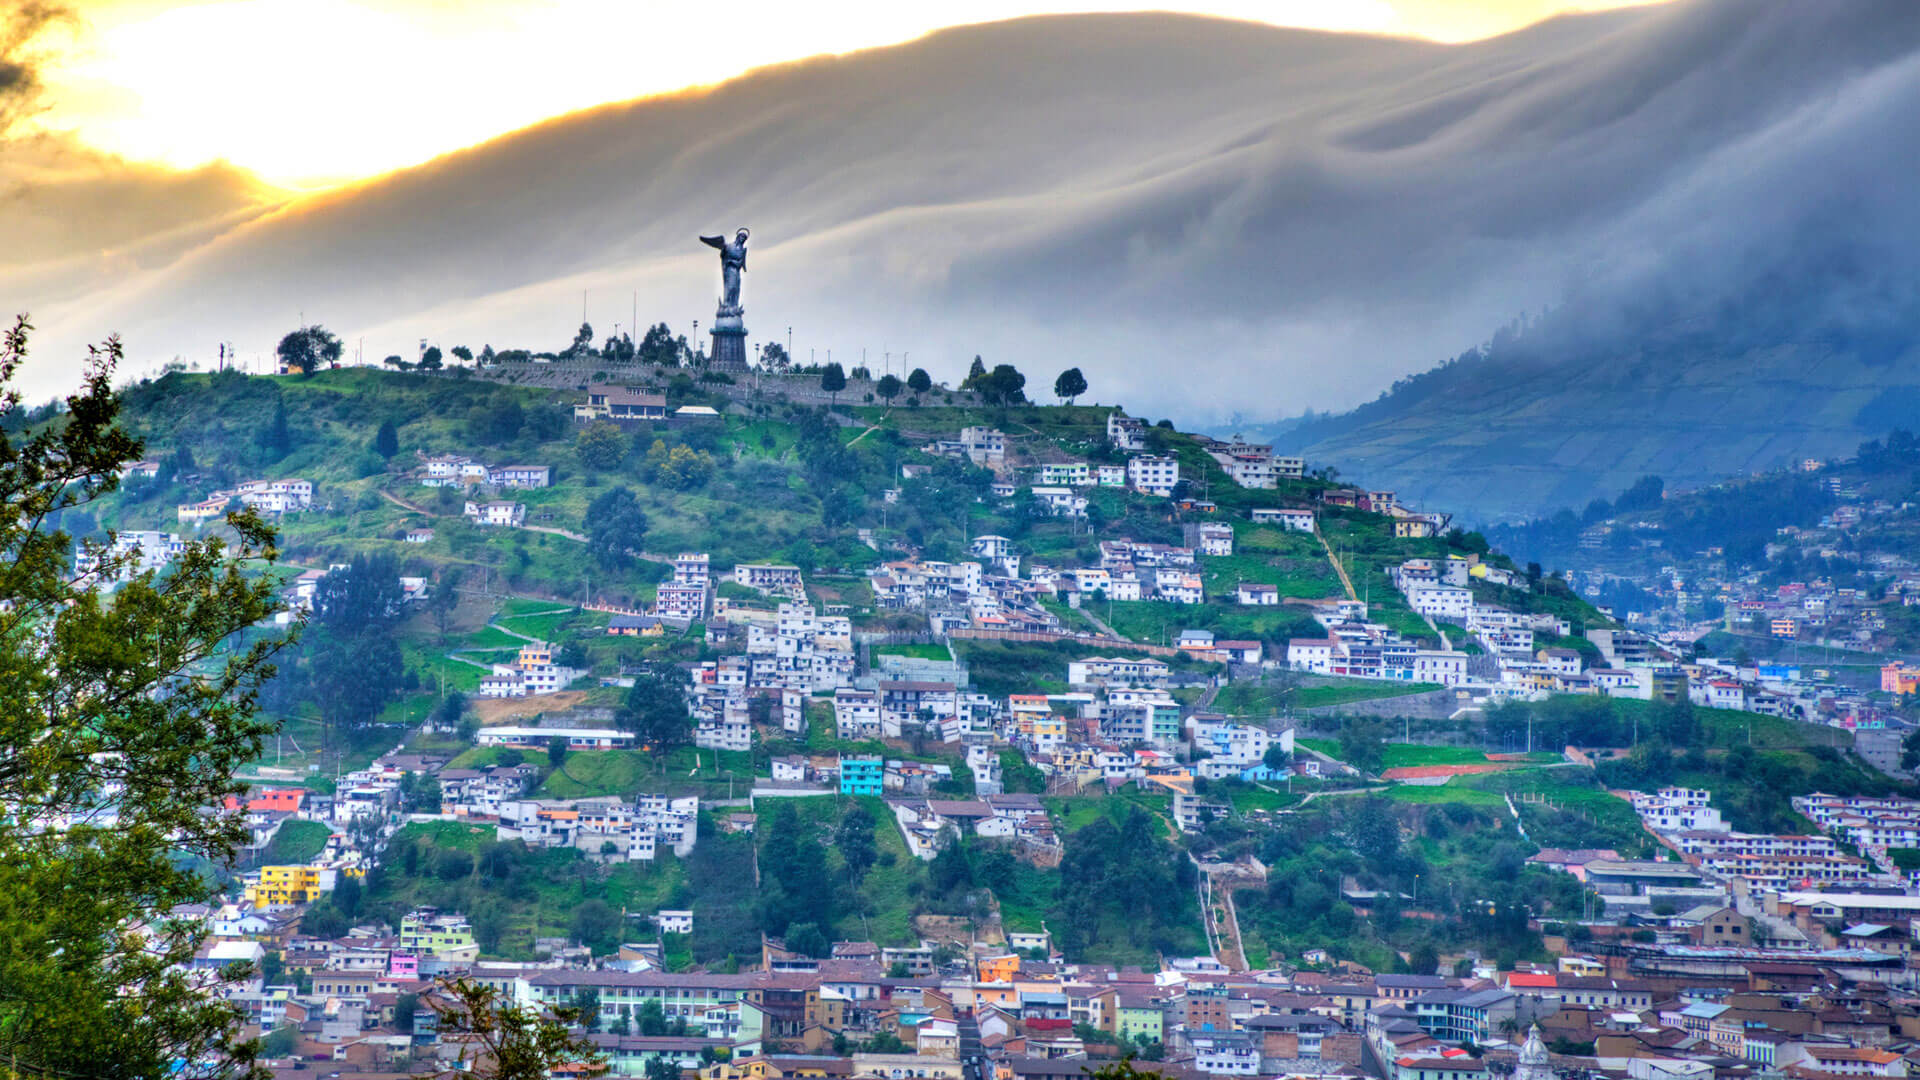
xmin=260 ymin=820 xmax=332 ymax=864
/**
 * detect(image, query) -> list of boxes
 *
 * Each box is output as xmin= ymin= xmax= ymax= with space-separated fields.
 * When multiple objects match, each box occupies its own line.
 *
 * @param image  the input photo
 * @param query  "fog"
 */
xmin=10 ymin=0 xmax=1919 ymax=422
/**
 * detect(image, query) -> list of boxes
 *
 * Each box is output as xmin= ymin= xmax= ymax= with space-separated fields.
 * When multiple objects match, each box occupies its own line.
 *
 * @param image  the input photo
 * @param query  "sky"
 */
xmin=40 ymin=0 xmax=1658 ymax=188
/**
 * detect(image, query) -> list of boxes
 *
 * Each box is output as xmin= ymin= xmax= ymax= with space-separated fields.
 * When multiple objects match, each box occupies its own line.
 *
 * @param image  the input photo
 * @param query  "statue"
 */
xmin=700 ymin=227 xmax=749 ymax=316
xmin=700 ymin=227 xmax=752 ymax=372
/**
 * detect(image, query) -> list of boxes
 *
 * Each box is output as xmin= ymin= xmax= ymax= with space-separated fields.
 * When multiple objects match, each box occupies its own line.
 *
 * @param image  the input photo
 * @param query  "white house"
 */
xmin=1237 ymin=583 xmax=1279 ymax=606
xmin=1107 ymin=412 xmax=1147 ymax=452
xmin=1412 ymin=650 xmax=1470 ymax=686
xmin=476 ymin=726 xmax=635 ymax=750
xmin=1287 ymin=638 xmax=1338 ymax=675
xmin=1127 ymin=455 xmax=1180 ymax=497
xmin=464 ymin=501 xmax=525 ymax=527
xmin=1408 ymin=584 xmax=1473 ymax=620
xmin=1030 ymin=487 xmax=1087 ymax=518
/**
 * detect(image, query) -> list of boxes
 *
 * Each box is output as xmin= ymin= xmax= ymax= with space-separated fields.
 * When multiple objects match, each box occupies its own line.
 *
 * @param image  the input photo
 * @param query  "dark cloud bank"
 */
xmin=12 ymin=0 xmax=1920 ymax=516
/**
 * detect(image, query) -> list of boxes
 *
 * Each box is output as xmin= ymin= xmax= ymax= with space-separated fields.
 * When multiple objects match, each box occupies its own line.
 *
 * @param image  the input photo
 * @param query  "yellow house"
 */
xmin=246 ymin=865 xmax=335 ymax=907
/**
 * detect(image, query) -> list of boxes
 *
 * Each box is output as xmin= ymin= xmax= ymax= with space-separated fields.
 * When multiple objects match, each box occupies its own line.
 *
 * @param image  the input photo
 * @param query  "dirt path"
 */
xmin=521 ymin=523 xmax=588 ymax=542
xmin=1077 ymin=605 xmax=1127 ymax=641
xmin=1314 ymin=526 xmax=1359 ymax=602
xmin=846 ymin=412 xmax=891 ymax=447
xmin=380 ymin=489 xmax=429 ymax=514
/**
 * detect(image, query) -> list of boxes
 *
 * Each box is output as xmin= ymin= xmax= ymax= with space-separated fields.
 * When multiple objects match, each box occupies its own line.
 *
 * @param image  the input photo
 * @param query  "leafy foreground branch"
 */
xmin=419 ymin=979 xmax=606 ymax=1080
xmin=0 ymin=317 xmax=289 ymax=1080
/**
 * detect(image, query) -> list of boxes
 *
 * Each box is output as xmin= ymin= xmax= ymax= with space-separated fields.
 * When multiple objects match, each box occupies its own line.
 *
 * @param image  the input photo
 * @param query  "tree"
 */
xmin=622 ymin=671 xmax=690 ymax=754
xmin=819 ymin=362 xmax=847 ymax=405
xmin=962 ymin=356 xmax=987 ymax=389
xmin=875 ymin=373 xmax=903 ymax=403
xmin=309 ymin=626 xmax=405 ymax=748
xmin=383 ymin=354 xmax=408 ymax=370
xmin=333 ymin=873 xmax=363 ymax=918
xmin=259 ymin=398 xmax=292 ymax=460
xmin=837 ymin=806 xmax=879 ymax=881
xmin=979 ymin=364 xmax=1027 ymax=405
xmin=570 ymin=988 xmax=603 ymax=1033
xmin=1262 ymin=744 xmax=1292 ymax=774
xmin=571 ymin=899 xmax=619 ymax=953
xmin=566 ymin=322 xmax=595 ymax=358
xmin=784 ymin=922 xmax=829 ymax=958
xmin=636 ymin=1000 xmax=669 ymax=1037
xmin=277 ymin=323 xmax=343 ymax=375
xmin=575 ymin=422 xmax=627 ymax=471
xmin=314 ymin=553 xmax=407 ymax=632
xmin=451 ymin=345 xmax=473 ymax=364
xmin=548 ymin=735 xmax=570 ymax=770
xmin=0 ymin=317 xmax=290 ymax=1079
xmin=638 ymin=323 xmax=678 ymax=367
xmin=427 ymin=978 xmax=607 ymax=1080
xmin=429 ymin=567 xmax=463 ymax=638
xmin=907 ymin=368 xmax=932 ymax=396
xmin=260 ymin=1023 xmax=299 ymax=1057
xmin=420 ymin=345 xmax=444 ymax=371
xmin=1054 ymin=367 xmax=1088 ymax=404
xmin=434 ymin=690 xmax=468 ymax=733
xmin=374 ymin=418 xmax=399 ymax=458
xmin=585 ymin=486 xmax=648 ymax=569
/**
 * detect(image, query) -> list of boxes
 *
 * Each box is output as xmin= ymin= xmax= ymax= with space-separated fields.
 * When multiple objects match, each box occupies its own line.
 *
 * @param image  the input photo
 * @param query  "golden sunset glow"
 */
xmin=41 ymin=0 xmax=1661 ymax=189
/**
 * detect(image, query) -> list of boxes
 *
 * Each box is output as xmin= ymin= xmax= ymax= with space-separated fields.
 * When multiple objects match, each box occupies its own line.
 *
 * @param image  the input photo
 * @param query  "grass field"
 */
xmin=1384 ymin=784 xmax=1507 ymax=807
xmin=260 ymin=819 xmax=332 ymax=864
xmin=1295 ymin=682 xmax=1444 ymax=709
xmin=1379 ymin=745 xmax=1496 ymax=768
xmin=540 ymin=750 xmax=656 ymax=799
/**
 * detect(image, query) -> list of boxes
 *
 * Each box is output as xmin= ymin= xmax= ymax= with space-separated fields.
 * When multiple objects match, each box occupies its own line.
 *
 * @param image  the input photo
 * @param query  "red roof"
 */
xmin=1508 ymin=973 xmax=1557 ymax=989
xmin=223 ymin=788 xmax=304 ymax=813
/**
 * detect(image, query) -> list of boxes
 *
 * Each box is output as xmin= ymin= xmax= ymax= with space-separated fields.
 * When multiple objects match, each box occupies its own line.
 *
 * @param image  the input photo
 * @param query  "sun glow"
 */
xmin=40 ymin=0 xmax=1658 ymax=189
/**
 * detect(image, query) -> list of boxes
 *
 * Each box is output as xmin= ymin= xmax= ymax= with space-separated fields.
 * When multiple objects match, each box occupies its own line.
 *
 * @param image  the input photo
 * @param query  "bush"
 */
xmin=435 ymin=848 xmax=475 ymax=880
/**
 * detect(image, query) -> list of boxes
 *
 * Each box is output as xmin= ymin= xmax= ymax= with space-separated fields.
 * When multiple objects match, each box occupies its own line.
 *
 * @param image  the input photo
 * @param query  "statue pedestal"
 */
xmin=710 ymin=310 xmax=749 ymax=372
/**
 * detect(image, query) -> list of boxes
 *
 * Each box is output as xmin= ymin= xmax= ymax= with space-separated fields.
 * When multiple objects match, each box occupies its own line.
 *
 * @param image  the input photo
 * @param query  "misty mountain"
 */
xmin=1272 ymin=304 xmax=1920 ymax=524
xmin=14 ymin=1 xmax=1920 ymax=449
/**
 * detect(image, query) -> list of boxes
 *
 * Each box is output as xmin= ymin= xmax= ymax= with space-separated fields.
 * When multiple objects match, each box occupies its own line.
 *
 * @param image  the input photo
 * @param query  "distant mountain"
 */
xmin=16 ymin=1 xmax=1920 ymax=438
xmin=1273 ymin=263 xmax=1920 ymax=523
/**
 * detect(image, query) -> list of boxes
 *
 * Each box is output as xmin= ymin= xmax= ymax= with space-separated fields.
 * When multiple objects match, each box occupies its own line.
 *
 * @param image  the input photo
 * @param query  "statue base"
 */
xmin=710 ymin=312 xmax=749 ymax=372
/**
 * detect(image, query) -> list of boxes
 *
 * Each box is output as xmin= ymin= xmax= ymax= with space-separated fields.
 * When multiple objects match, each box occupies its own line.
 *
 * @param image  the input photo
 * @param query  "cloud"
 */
xmin=14 ymin=0 xmax=1920 ymax=420
xmin=1 ymin=2 xmax=74 ymax=136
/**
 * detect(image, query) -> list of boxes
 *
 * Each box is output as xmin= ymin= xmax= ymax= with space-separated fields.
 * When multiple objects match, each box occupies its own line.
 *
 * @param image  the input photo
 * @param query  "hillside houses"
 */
xmin=75 ymin=529 xmax=188 ymax=584
xmin=1200 ymin=436 xmax=1307 ymax=490
xmin=178 ymin=477 xmax=316 ymax=522
xmin=497 ymin=794 xmax=698 ymax=863
xmin=423 ymin=455 xmax=553 ymax=489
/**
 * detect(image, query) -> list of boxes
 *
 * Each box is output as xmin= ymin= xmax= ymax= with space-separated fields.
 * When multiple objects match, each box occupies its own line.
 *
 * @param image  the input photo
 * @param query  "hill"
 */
xmin=19 ymin=2 xmax=1920 ymax=431
xmin=1269 ymin=301 xmax=1920 ymax=522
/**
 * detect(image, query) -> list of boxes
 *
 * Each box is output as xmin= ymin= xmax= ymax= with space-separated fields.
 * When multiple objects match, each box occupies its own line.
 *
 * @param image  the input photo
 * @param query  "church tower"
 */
xmin=1515 ymin=1025 xmax=1552 ymax=1080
